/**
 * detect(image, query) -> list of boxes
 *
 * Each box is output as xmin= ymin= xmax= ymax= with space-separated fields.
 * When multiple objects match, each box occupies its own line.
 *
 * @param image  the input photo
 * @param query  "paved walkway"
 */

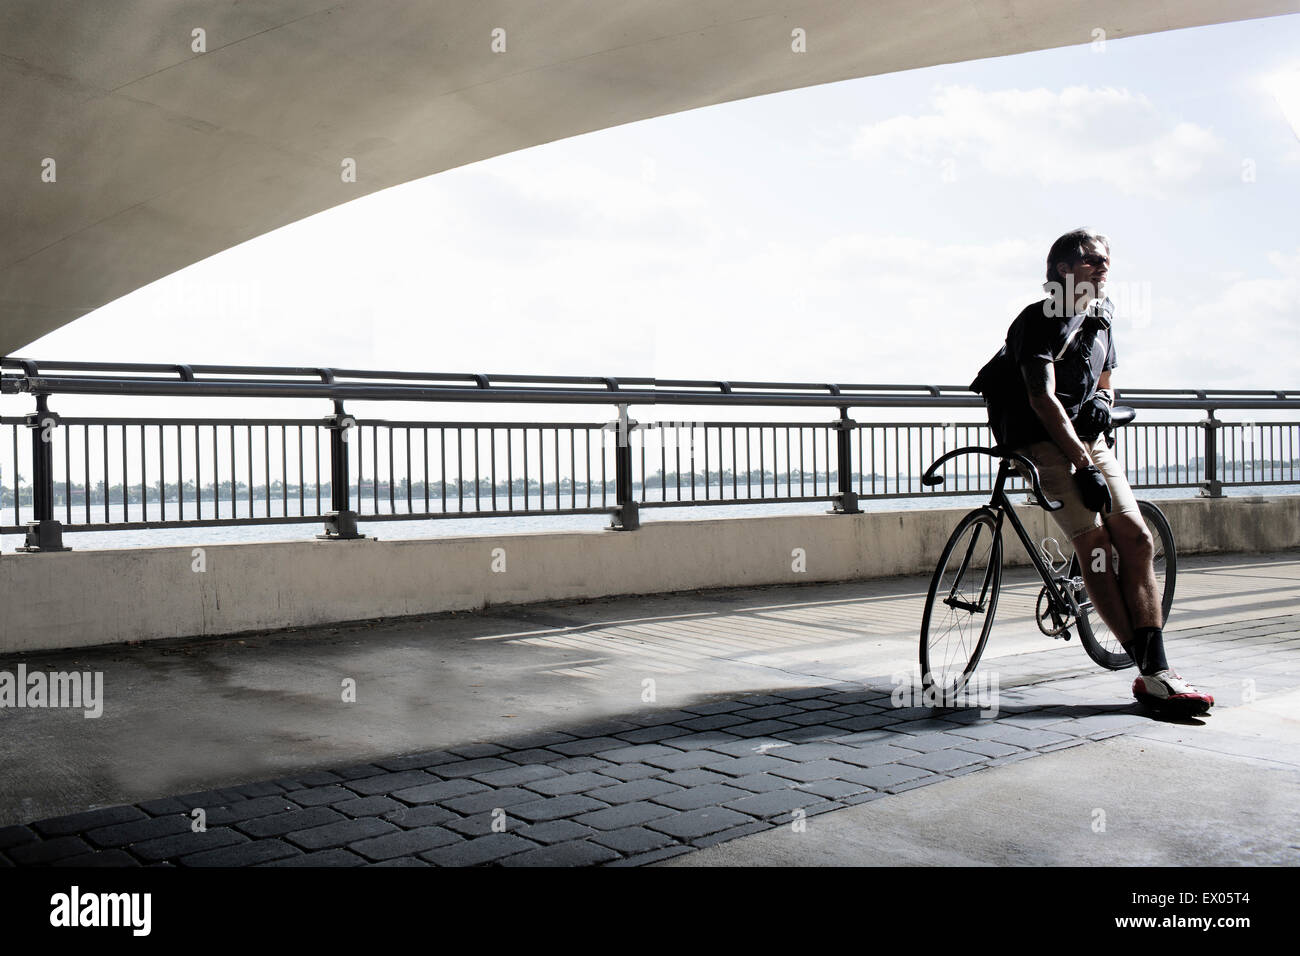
xmin=1 ymin=551 xmax=1298 ymax=866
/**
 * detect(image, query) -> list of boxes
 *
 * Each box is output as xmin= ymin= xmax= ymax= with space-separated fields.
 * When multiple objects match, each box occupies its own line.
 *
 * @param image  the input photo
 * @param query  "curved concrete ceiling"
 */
xmin=3 ymin=0 xmax=1298 ymax=355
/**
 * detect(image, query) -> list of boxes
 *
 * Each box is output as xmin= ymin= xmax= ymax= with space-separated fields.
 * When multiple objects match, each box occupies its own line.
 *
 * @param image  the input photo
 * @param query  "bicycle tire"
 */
xmin=1073 ymin=499 xmax=1178 ymax=670
xmin=920 ymin=507 xmax=1003 ymax=699
xmin=1144 ymin=501 xmax=1177 ymax=623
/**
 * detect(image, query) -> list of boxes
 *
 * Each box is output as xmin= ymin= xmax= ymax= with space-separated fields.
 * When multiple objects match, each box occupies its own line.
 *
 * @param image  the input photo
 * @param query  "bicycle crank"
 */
xmin=1035 ymin=586 xmax=1073 ymax=640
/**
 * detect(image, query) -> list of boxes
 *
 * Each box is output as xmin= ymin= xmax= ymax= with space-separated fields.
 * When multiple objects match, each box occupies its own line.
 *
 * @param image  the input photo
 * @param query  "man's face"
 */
xmin=1059 ymin=240 xmax=1109 ymax=301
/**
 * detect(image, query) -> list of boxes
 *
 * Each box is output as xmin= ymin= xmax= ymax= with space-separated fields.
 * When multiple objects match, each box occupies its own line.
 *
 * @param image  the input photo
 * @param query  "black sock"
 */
xmin=1126 ymin=626 xmax=1168 ymax=676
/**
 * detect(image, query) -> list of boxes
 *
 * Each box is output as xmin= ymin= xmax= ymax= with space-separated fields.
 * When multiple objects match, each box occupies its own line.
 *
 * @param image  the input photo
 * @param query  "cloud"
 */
xmin=21 ymin=89 xmax=1291 ymax=418
xmin=1121 ymin=246 xmax=1300 ymax=388
xmin=1265 ymin=64 xmax=1300 ymax=141
xmin=850 ymin=85 xmax=1227 ymax=198
xmin=647 ymin=231 xmax=1046 ymax=386
xmin=476 ymin=144 xmax=714 ymax=242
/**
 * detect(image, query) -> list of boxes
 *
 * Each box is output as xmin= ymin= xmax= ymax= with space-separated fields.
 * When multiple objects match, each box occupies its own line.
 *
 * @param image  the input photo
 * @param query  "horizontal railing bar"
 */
xmin=0 ymin=515 xmax=328 ymax=532
xmin=653 ymin=379 xmax=955 ymax=394
xmin=3 ymin=361 xmax=1298 ymax=408
xmin=6 ymin=417 xmax=1294 ymax=433
xmin=2 ymin=378 xmax=654 ymax=402
xmin=0 ymin=417 xmax=328 ymax=428
xmin=0 ymin=417 xmax=614 ymax=429
xmin=1 ymin=361 xmax=339 ymax=377
xmin=323 ymin=371 xmax=652 ymax=387
xmin=650 ymin=422 xmax=839 ymax=428
xmin=0 ymin=359 xmax=653 ymax=388
xmin=3 ymin=418 xmax=1296 ymax=434
xmin=5 ymin=358 xmax=1295 ymax=398
xmin=0 ymin=505 xmax=620 ymax=534
xmin=1 ymin=377 xmax=977 ymax=405
xmin=1218 ymin=478 xmax=1300 ymax=486
xmin=337 ymin=507 xmax=619 ymax=521
xmin=10 ymin=375 xmax=1300 ymax=411
xmin=639 ymin=495 xmax=837 ymax=508
xmin=1117 ymin=387 xmax=1300 ymax=397
xmin=1 ymin=376 xmax=638 ymax=397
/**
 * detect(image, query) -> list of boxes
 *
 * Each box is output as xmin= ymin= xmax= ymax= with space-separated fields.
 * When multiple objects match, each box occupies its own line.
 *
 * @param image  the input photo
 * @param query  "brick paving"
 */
xmin=4 ymin=612 xmax=1297 ymax=867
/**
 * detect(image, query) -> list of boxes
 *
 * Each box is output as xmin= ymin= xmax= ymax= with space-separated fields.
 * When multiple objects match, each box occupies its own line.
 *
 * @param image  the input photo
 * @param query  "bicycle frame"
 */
xmin=975 ymin=459 xmax=1080 ymax=628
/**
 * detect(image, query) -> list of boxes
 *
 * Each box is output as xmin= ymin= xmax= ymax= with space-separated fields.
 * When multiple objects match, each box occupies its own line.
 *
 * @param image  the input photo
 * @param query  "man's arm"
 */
xmin=1022 ymin=359 xmax=1091 ymax=469
xmin=1096 ymin=370 xmax=1114 ymax=406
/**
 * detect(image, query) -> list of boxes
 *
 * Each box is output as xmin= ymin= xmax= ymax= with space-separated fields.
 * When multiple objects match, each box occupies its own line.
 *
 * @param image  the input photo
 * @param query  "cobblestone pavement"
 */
xmin=4 ymin=611 xmax=1295 ymax=867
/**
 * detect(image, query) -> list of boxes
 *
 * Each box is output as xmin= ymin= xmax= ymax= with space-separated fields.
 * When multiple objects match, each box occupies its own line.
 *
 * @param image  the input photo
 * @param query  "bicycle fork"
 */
xmin=944 ymin=510 xmax=1002 ymax=614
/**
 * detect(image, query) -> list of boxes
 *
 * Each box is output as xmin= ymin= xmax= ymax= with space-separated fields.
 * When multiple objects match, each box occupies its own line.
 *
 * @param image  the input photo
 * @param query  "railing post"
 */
xmin=609 ymin=404 xmax=640 ymax=530
xmin=831 ymin=407 xmax=860 ymax=514
xmin=318 ymin=400 xmax=364 ymax=539
xmin=1199 ymin=408 xmax=1224 ymax=498
xmin=19 ymin=393 xmax=69 ymax=552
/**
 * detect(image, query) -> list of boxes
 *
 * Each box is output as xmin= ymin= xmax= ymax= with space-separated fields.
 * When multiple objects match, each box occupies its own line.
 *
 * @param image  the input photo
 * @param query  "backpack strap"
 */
xmin=1053 ymin=297 xmax=1113 ymax=361
xmin=1053 ymin=320 xmax=1084 ymax=362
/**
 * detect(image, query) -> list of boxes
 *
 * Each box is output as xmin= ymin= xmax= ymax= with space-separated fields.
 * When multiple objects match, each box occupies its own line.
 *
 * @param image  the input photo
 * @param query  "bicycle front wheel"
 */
xmin=1073 ymin=499 xmax=1178 ymax=670
xmin=920 ymin=508 xmax=1003 ymax=698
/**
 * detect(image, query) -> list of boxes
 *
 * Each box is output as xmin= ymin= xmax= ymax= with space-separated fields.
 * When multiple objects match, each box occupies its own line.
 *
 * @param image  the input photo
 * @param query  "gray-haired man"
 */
xmin=972 ymin=228 xmax=1212 ymax=715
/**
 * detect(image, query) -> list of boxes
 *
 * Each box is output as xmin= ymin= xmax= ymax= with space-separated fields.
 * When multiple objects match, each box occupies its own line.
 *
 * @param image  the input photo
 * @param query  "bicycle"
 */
xmin=917 ymin=406 xmax=1176 ymax=697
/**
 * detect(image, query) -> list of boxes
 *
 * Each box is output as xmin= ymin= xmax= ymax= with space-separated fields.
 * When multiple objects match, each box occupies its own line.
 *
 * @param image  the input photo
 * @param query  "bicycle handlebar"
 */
xmin=921 ymin=446 xmax=1064 ymax=512
xmin=919 ymin=405 xmax=1139 ymax=512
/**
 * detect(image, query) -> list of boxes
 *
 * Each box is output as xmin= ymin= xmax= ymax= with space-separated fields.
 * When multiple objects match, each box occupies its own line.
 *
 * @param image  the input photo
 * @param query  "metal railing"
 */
xmin=2 ymin=358 xmax=1298 ymax=551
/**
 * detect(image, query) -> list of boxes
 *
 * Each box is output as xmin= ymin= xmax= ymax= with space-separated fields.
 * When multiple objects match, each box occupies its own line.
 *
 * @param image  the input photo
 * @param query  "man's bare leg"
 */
xmin=1104 ymin=512 xmax=1161 ymax=633
xmin=1071 ymin=524 xmax=1134 ymax=643
xmin=1078 ymin=514 xmax=1212 ymax=711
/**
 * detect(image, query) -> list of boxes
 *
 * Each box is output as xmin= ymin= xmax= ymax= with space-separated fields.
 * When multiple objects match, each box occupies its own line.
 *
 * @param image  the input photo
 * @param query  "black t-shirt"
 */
xmin=991 ymin=296 xmax=1117 ymax=449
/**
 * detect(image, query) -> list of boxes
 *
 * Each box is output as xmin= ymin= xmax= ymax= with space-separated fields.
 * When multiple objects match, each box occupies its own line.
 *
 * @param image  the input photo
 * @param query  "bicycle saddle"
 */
xmin=1109 ymin=405 xmax=1136 ymax=426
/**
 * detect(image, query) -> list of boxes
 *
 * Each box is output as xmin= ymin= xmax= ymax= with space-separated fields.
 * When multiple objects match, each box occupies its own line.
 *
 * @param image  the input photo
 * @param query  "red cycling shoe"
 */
xmin=1133 ymin=670 xmax=1214 ymax=716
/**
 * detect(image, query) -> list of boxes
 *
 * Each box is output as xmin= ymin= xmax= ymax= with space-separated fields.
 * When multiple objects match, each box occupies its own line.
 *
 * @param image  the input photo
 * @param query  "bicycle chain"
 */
xmin=1035 ymin=586 xmax=1073 ymax=639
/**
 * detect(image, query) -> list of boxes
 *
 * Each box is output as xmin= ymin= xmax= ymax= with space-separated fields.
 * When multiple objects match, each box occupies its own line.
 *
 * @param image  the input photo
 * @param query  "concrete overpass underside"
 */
xmin=3 ymin=0 xmax=1300 ymax=355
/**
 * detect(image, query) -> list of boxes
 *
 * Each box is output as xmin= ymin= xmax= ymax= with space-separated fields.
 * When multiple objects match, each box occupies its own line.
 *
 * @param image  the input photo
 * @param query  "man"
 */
xmin=972 ymin=227 xmax=1213 ymax=714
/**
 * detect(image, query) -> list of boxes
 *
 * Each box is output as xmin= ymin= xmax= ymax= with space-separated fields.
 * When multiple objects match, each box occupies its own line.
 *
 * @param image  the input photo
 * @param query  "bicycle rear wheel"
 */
xmin=1073 ymin=500 xmax=1177 ymax=669
xmin=920 ymin=508 xmax=1003 ymax=698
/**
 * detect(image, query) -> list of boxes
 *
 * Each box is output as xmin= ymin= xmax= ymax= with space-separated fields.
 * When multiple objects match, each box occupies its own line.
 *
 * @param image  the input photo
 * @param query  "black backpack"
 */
xmin=969 ymin=346 xmax=1019 ymax=447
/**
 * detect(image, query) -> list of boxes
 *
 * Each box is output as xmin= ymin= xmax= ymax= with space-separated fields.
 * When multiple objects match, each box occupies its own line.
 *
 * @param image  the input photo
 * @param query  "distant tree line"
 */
xmin=2 ymin=456 xmax=1295 ymax=509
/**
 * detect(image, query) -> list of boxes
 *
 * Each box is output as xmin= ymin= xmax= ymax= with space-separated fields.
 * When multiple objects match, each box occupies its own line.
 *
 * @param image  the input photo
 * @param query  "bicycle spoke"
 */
xmin=922 ymin=510 xmax=1000 ymax=695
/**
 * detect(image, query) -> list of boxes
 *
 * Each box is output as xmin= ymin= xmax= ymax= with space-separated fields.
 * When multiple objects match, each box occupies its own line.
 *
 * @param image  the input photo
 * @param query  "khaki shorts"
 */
xmin=1012 ymin=436 xmax=1140 ymax=541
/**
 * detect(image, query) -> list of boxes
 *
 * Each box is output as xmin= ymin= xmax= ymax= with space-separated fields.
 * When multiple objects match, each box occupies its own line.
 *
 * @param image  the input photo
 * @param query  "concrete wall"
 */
xmin=2 ymin=496 xmax=1297 ymax=654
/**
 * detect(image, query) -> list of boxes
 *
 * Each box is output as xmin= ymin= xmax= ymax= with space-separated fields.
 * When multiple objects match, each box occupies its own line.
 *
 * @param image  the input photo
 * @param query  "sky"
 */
xmin=12 ymin=12 xmax=1300 ymax=429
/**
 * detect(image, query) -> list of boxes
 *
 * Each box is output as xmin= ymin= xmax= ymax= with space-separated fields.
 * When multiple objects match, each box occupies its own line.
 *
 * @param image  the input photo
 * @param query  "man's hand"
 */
xmin=1072 ymin=464 xmax=1113 ymax=514
xmin=1074 ymin=394 xmax=1113 ymax=440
